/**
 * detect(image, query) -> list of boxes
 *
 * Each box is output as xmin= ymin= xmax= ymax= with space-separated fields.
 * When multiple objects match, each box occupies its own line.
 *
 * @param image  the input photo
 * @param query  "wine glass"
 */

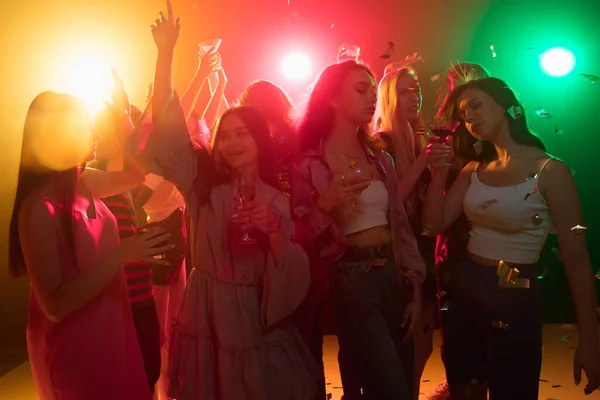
xmin=198 ymin=38 xmax=222 ymax=58
xmin=337 ymin=43 xmax=361 ymax=63
xmin=237 ymin=169 xmax=256 ymax=244
xmin=341 ymin=164 xmax=372 ymax=213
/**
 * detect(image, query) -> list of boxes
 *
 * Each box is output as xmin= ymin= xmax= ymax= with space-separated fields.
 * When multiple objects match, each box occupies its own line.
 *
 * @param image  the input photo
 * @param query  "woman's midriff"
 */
xmin=346 ymin=225 xmax=390 ymax=247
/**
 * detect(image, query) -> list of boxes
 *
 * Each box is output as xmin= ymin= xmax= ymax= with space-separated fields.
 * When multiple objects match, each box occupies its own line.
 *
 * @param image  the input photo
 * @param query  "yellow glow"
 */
xmin=65 ymin=52 xmax=113 ymax=116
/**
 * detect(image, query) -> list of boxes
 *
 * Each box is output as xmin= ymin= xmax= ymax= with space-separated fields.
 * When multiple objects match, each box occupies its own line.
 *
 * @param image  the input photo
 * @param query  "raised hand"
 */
xmin=150 ymin=0 xmax=181 ymax=53
xmin=118 ymin=228 xmax=173 ymax=265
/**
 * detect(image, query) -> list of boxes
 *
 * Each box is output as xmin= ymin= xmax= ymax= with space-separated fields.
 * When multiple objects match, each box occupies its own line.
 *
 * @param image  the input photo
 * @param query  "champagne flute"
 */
xmin=237 ymin=169 xmax=256 ymax=244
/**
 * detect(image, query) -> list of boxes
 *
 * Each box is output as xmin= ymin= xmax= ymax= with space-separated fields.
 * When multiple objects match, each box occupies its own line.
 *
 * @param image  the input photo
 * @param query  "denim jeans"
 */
xmin=331 ymin=255 xmax=414 ymax=400
xmin=441 ymin=258 xmax=543 ymax=399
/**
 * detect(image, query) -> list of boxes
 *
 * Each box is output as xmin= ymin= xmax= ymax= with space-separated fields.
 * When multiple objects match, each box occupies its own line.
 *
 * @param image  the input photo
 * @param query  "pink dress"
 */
xmin=26 ymin=188 xmax=151 ymax=400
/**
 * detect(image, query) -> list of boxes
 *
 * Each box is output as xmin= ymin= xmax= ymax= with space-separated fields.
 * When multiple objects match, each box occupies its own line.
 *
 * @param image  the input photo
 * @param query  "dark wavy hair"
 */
xmin=9 ymin=92 xmax=88 ymax=277
xmin=296 ymin=61 xmax=377 ymax=152
xmin=210 ymin=106 xmax=279 ymax=189
xmin=441 ymin=77 xmax=546 ymax=163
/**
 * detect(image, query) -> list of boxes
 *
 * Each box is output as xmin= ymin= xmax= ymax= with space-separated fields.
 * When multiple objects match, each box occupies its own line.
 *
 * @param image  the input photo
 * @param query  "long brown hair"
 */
xmin=210 ymin=106 xmax=279 ymax=189
xmin=9 ymin=92 xmax=90 ymax=277
xmin=296 ymin=61 xmax=378 ymax=152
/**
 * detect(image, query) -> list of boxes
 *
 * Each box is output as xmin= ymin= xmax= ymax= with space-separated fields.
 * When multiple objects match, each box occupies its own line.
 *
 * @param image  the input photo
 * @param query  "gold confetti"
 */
xmin=492 ymin=320 xmax=508 ymax=330
xmin=422 ymin=224 xmax=433 ymax=236
xmin=430 ymin=74 xmax=441 ymax=81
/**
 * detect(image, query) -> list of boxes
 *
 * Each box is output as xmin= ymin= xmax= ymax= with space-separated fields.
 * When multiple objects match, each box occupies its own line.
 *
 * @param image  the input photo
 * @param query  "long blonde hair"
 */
xmin=374 ymin=67 xmax=427 ymax=216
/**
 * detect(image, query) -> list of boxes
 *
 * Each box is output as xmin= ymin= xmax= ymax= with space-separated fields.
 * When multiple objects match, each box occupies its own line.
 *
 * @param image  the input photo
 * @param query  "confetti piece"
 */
xmin=473 ymin=141 xmax=483 ymax=155
xmin=540 ymin=379 xmax=548 ymax=382
xmin=330 ymin=23 xmax=335 ymax=28
xmin=579 ymin=73 xmax=599 ymax=83
xmin=479 ymin=199 xmax=498 ymax=209
xmin=534 ymin=107 xmax=553 ymax=119
xmin=561 ymin=324 xmax=573 ymax=330
xmin=595 ymin=271 xmax=600 ymax=280
xmin=490 ymin=45 xmax=497 ymax=58
xmin=422 ymin=379 xmax=431 ymax=382
xmin=561 ymin=334 xmax=570 ymax=342
xmin=492 ymin=320 xmax=508 ymax=330
xmin=552 ymin=385 xmax=562 ymax=388
xmin=507 ymin=105 xmax=524 ymax=119
xmin=380 ymin=41 xmax=396 ymax=59
xmin=570 ymin=224 xmax=588 ymax=234
xmin=555 ymin=125 xmax=564 ymax=135
xmin=430 ymin=74 xmax=441 ymax=82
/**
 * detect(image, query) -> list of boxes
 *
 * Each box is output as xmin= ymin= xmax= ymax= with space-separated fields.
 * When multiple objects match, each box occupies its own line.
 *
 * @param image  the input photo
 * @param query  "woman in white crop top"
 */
xmin=423 ymin=77 xmax=600 ymax=399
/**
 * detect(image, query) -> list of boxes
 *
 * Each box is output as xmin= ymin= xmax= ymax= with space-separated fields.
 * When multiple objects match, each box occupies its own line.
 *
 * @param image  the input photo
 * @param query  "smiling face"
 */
xmin=457 ymin=87 xmax=508 ymax=142
xmin=395 ymin=72 xmax=422 ymax=122
xmin=334 ymin=68 xmax=378 ymax=125
xmin=216 ymin=113 xmax=259 ymax=171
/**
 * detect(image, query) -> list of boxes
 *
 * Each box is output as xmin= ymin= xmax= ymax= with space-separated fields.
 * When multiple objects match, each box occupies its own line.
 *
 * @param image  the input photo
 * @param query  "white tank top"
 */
xmin=463 ymin=158 xmax=553 ymax=264
xmin=336 ymin=180 xmax=389 ymax=236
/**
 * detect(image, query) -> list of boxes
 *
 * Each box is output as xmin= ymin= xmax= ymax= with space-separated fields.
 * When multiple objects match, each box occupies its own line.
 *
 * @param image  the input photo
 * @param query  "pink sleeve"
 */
xmin=260 ymin=213 xmax=310 ymax=328
xmin=290 ymin=160 xmax=334 ymax=243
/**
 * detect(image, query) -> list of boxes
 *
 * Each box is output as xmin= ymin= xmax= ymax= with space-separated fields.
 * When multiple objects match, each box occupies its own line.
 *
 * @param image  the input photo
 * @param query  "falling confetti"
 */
xmin=422 ymin=380 xmax=431 ymax=382
xmin=552 ymin=385 xmax=562 ymax=388
xmin=579 ymin=73 xmax=599 ymax=83
xmin=534 ymin=107 xmax=553 ymax=118
xmin=540 ymin=379 xmax=548 ymax=382
xmin=595 ymin=271 xmax=600 ymax=280
xmin=330 ymin=23 xmax=335 ymax=28
xmin=380 ymin=41 xmax=396 ymax=59
xmin=430 ymin=74 xmax=441 ymax=81
xmin=490 ymin=45 xmax=497 ymax=58
xmin=561 ymin=324 xmax=573 ymax=330
xmin=561 ymin=335 xmax=570 ymax=342
xmin=555 ymin=125 xmax=564 ymax=135
xmin=570 ymin=224 xmax=588 ymax=234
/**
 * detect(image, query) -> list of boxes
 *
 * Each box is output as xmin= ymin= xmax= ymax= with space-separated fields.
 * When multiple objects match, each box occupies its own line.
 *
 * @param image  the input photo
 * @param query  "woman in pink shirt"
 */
xmin=9 ymin=91 xmax=172 ymax=400
xmin=291 ymin=60 xmax=427 ymax=400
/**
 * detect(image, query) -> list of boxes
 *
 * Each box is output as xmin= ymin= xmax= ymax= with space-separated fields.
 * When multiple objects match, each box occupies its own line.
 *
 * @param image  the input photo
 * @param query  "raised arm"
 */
xmin=422 ymin=161 xmax=476 ymax=236
xmin=180 ymin=51 xmax=217 ymax=121
xmin=542 ymin=159 xmax=600 ymax=393
xmin=202 ymin=66 xmax=228 ymax=126
xmin=130 ymin=1 xmax=208 ymax=196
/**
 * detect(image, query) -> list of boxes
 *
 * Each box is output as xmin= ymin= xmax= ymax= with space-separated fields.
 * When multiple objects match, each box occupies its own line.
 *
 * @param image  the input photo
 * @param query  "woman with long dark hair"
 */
xmin=237 ymin=79 xmax=295 ymax=196
xmin=141 ymin=4 xmax=317 ymax=399
xmin=291 ymin=60 xmax=426 ymax=400
xmin=423 ymin=77 xmax=600 ymax=399
xmin=9 ymin=91 xmax=171 ymax=400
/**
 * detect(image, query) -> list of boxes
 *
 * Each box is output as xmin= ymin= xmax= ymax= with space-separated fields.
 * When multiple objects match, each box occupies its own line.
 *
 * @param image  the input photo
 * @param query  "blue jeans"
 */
xmin=331 ymin=255 xmax=414 ymax=400
xmin=440 ymin=258 xmax=543 ymax=399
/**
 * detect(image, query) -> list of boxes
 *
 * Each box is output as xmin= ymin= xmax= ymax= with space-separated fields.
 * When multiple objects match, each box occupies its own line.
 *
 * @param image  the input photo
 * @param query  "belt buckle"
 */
xmin=497 ymin=260 xmax=530 ymax=289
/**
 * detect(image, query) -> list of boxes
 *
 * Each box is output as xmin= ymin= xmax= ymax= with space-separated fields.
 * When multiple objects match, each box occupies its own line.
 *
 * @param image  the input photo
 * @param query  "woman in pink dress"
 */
xmin=9 ymin=91 xmax=173 ymax=400
xmin=138 ymin=4 xmax=318 ymax=399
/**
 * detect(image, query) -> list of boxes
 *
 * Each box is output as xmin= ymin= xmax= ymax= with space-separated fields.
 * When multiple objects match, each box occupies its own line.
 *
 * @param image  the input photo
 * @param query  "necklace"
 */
xmin=324 ymin=146 xmax=362 ymax=170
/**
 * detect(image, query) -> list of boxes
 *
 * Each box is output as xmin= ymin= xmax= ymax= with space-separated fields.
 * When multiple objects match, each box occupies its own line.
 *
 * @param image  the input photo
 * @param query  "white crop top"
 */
xmin=463 ymin=158 xmax=553 ymax=264
xmin=336 ymin=180 xmax=389 ymax=236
